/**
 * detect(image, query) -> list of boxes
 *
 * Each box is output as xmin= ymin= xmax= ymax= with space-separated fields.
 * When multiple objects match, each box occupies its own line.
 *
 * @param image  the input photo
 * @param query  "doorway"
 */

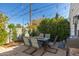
xmin=74 ymin=23 xmax=77 ymax=36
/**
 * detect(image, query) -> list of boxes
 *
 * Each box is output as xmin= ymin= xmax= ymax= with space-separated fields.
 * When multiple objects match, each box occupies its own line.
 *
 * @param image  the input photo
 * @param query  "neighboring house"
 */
xmin=4 ymin=21 xmax=9 ymax=32
xmin=69 ymin=3 xmax=79 ymax=38
xmin=28 ymin=18 xmax=43 ymax=30
xmin=4 ymin=22 xmax=11 ymax=43
xmin=16 ymin=27 xmax=23 ymax=40
xmin=31 ymin=18 xmax=43 ymax=26
xmin=24 ymin=24 xmax=29 ymax=36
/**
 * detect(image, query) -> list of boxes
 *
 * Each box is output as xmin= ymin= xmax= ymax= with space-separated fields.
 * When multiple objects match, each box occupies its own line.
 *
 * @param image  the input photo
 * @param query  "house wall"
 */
xmin=69 ymin=3 xmax=79 ymax=38
xmin=4 ymin=22 xmax=12 ymax=43
xmin=16 ymin=28 xmax=23 ymax=40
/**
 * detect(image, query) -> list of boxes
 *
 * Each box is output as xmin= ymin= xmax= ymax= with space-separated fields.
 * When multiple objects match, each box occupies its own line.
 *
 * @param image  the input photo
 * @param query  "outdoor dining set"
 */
xmin=22 ymin=29 xmax=67 ymax=56
xmin=23 ymin=33 xmax=59 ymax=55
xmin=23 ymin=33 xmax=51 ymax=48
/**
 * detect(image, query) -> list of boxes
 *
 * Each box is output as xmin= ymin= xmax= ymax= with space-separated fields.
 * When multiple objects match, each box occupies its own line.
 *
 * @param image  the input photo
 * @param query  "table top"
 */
xmin=38 ymin=37 xmax=49 ymax=41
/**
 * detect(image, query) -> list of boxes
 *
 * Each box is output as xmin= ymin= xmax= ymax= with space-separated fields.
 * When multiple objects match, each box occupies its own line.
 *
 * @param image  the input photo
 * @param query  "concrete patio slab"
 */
xmin=0 ymin=43 xmax=67 ymax=56
xmin=43 ymin=48 xmax=66 ymax=56
xmin=69 ymin=48 xmax=79 ymax=56
xmin=24 ymin=47 xmax=36 ymax=54
xmin=32 ymin=48 xmax=44 ymax=56
xmin=46 ymin=47 xmax=57 ymax=54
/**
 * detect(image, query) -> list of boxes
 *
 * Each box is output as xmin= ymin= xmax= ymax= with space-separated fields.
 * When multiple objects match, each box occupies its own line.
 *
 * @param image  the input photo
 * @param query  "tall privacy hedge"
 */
xmin=38 ymin=17 xmax=70 ymax=41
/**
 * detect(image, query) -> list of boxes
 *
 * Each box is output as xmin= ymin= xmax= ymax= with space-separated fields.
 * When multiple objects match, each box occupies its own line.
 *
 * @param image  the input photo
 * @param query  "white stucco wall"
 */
xmin=16 ymin=28 xmax=23 ymax=40
xmin=4 ymin=22 xmax=11 ymax=43
xmin=69 ymin=3 xmax=79 ymax=38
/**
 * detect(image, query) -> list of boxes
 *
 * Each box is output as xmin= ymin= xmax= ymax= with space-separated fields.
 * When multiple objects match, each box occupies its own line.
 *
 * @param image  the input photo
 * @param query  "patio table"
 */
xmin=37 ymin=37 xmax=49 ymax=52
xmin=38 ymin=37 xmax=49 ymax=41
xmin=37 ymin=37 xmax=49 ymax=45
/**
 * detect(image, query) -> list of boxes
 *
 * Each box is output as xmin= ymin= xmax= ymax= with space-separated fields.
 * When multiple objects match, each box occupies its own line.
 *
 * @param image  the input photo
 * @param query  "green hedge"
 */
xmin=0 ymin=29 xmax=8 ymax=45
xmin=12 ymin=28 xmax=17 ymax=41
xmin=38 ymin=17 xmax=70 ymax=41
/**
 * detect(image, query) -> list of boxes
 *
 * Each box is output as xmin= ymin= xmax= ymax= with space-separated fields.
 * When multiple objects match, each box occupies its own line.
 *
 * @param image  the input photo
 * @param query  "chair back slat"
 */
xmin=30 ymin=37 xmax=40 ymax=48
xmin=23 ymin=37 xmax=30 ymax=46
xmin=39 ymin=33 xmax=44 ymax=38
xmin=45 ymin=34 xmax=50 ymax=38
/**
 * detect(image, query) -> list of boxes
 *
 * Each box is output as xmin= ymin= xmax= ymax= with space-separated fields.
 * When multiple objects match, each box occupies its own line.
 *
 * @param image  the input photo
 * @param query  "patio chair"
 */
xmin=45 ymin=34 xmax=50 ymax=39
xmin=48 ymin=36 xmax=58 ymax=47
xmin=39 ymin=33 xmax=44 ymax=38
xmin=30 ymin=37 xmax=41 ymax=48
xmin=47 ymin=36 xmax=58 ymax=54
xmin=23 ymin=37 xmax=31 ymax=46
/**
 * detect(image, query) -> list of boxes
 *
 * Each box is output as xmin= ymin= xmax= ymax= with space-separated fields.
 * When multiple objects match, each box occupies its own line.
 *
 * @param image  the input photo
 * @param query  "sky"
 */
xmin=0 ymin=3 xmax=70 ymax=25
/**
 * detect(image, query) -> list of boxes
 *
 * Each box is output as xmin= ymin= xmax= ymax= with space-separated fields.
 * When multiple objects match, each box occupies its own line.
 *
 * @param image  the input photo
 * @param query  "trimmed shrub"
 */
xmin=38 ymin=17 xmax=70 ymax=41
xmin=30 ymin=29 xmax=40 ymax=37
xmin=38 ymin=18 xmax=50 ymax=34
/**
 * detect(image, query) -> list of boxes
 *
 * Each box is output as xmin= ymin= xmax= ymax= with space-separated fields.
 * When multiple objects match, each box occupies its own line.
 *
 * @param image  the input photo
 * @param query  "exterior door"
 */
xmin=78 ymin=30 xmax=79 ymax=37
xmin=75 ymin=23 xmax=77 ymax=36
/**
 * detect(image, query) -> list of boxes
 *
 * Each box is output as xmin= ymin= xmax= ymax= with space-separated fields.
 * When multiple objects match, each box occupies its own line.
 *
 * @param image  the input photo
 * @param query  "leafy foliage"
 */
xmin=38 ymin=17 xmax=70 ymax=41
xmin=0 ymin=29 xmax=8 ymax=45
xmin=12 ymin=28 xmax=17 ymax=41
xmin=8 ymin=24 xmax=17 ymax=41
xmin=8 ymin=24 xmax=15 ymax=29
xmin=0 ymin=13 xmax=8 ymax=29
xmin=38 ymin=18 xmax=50 ymax=34
xmin=30 ymin=29 xmax=39 ymax=37
xmin=0 ymin=13 xmax=8 ymax=45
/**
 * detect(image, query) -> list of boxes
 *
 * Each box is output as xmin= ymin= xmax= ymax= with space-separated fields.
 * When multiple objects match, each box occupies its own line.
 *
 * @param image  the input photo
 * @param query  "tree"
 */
xmin=12 ymin=28 xmax=17 ymax=41
xmin=38 ymin=16 xmax=70 ymax=41
xmin=0 ymin=29 xmax=8 ymax=45
xmin=0 ymin=13 xmax=8 ymax=29
xmin=55 ymin=13 xmax=59 ymax=19
xmin=38 ymin=18 xmax=50 ymax=36
xmin=55 ymin=17 xmax=70 ymax=41
xmin=0 ymin=13 xmax=8 ymax=45
xmin=8 ymin=24 xmax=17 ymax=42
xmin=8 ymin=24 xmax=15 ymax=29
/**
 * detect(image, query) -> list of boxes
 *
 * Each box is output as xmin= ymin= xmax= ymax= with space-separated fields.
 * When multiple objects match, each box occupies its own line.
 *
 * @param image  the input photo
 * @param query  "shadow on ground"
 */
xmin=0 ymin=43 xmax=66 ymax=56
xmin=0 ymin=44 xmax=31 ymax=56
